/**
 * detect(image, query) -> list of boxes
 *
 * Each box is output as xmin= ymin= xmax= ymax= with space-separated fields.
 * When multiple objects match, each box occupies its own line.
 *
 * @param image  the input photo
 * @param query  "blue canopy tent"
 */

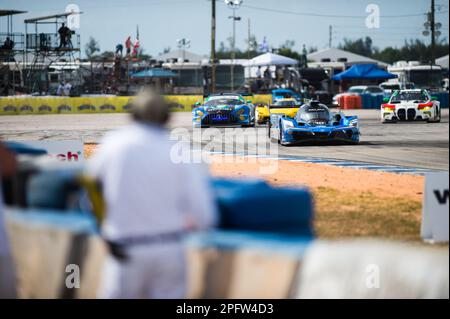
xmin=130 ymin=68 xmax=178 ymax=79
xmin=332 ymin=64 xmax=397 ymax=80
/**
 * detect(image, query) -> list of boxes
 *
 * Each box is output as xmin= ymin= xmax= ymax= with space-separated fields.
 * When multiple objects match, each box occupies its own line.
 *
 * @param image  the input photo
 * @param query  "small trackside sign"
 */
xmin=421 ymin=172 xmax=449 ymax=243
xmin=18 ymin=140 xmax=84 ymax=163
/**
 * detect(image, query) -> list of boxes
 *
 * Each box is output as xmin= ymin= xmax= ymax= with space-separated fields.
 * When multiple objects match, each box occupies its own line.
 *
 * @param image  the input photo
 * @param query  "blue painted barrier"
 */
xmin=23 ymin=174 xmax=315 ymax=237
xmin=212 ymin=178 xmax=314 ymax=237
xmin=6 ymin=209 xmax=98 ymax=234
xmin=5 ymin=141 xmax=47 ymax=155
xmin=187 ymin=230 xmax=313 ymax=256
xmin=360 ymin=93 xmax=371 ymax=109
xmin=360 ymin=94 xmax=385 ymax=109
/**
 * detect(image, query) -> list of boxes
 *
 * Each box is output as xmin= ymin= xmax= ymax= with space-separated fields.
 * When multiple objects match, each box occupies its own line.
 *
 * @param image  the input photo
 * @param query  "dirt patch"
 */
xmin=209 ymin=155 xmax=424 ymax=202
xmin=84 ymin=143 xmax=98 ymax=159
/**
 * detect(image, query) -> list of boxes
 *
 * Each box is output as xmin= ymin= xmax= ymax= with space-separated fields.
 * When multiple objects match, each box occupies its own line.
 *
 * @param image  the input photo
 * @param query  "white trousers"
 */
xmin=0 ymin=254 xmax=17 ymax=299
xmin=98 ymin=242 xmax=187 ymax=299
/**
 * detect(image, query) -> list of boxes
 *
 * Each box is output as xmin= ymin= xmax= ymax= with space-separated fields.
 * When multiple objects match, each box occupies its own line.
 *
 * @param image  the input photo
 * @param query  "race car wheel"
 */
xmin=279 ymin=121 xmax=286 ymax=146
xmin=428 ymin=106 xmax=441 ymax=123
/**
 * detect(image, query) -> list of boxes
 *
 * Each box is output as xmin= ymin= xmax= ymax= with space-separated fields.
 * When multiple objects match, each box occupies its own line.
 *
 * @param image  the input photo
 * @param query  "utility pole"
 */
xmin=211 ymin=0 xmax=216 ymax=93
xmin=231 ymin=7 xmax=236 ymax=91
xmin=225 ymin=0 xmax=242 ymax=92
xmin=329 ymin=25 xmax=332 ymax=48
xmin=247 ymin=18 xmax=251 ymax=59
xmin=430 ymin=0 xmax=435 ymax=67
xmin=423 ymin=0 xmax=441 ymax=68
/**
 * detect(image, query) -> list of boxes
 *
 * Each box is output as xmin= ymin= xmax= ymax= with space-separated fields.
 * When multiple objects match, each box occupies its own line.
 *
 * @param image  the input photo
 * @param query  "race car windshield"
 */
xmin=273 ymin=101 xmax=298 ymax=108
xmin=391 ymin=92 xmax=428 ymax=103
xmin=276 ymin=92 xmax=295 ymax=99
xmin=348 ymin=87 xmax=364 ymax=94
xmin=298 ymin=107 xmax=330 ymax=122
xmin=381 ymin=84 xmax=401 ymax=90
xmin=204 ymin=98 xmax=243 ymax=107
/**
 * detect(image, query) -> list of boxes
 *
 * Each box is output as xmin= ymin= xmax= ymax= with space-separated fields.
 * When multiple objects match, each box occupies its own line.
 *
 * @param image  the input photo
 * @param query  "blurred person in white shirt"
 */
xmin=63 ymin=81 xmax=72 ymax=96
xmin=88 ymin=89 xmax=217 ymax=299
xmin=0 ymin=142 xmax=17 ymax=299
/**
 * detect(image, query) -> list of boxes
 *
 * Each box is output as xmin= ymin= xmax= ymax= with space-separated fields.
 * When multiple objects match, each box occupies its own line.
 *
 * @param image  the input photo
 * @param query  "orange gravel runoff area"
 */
xmin=85 ymin=144 xmax=425 ymax=241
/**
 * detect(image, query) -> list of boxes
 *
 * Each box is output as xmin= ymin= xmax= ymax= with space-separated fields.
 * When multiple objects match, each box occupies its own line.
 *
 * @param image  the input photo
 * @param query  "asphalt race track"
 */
xmin=0 ymin=109 xmax=448 ymax=170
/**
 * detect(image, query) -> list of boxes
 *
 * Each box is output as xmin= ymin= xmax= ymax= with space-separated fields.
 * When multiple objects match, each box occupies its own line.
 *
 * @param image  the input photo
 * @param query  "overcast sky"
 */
xmin=1 ymin=0 xmax=448 ymax=57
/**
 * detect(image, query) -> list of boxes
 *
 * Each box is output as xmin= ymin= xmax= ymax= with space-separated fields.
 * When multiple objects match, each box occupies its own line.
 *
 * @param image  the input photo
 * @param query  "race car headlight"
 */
xmin=350 ymin=119 xmax=358 ymax=127
xmin=282 ymin=120 xmax=294 ymax=128
xmin=196 ymin=110 xmax=204 ymax=117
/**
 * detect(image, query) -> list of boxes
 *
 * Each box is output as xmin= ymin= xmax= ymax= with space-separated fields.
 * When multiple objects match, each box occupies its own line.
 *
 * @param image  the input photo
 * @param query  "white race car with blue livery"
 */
xmin=192 ymin=94 xmax=255 ymax=128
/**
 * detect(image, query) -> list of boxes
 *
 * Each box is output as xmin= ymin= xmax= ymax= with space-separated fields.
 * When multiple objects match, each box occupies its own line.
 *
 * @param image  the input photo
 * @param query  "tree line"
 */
xmin=83 ymin=35 xmax=449 ymax=65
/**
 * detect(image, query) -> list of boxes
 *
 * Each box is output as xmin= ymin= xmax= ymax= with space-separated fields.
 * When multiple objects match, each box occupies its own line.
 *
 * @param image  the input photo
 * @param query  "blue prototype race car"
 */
xmin=192 ymin=93 xmax=255 ymax=128
xmin=269 ymin=101 xmax=360 ymax=146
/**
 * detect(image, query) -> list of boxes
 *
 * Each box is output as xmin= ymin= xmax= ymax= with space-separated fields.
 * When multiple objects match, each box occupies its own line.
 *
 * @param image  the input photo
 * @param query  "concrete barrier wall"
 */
xmin=5 ymin=210 xmax=311 ymax=299
xmin=296 ymin=240 xmax=449 ymax=299
xmin=0 ymin=95 xmax=272 ymax=115
xmin=7 ymin=210 xmax=449 ymax=299
xmin=5 ymin=209 xmax=106 ymax=299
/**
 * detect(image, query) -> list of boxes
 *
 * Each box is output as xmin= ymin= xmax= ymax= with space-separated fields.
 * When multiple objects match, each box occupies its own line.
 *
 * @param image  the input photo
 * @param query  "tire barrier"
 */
xmin=0 ymin=94 xmax=273 ymax=115
xmin=337 ymin=95 xmax=362 ymax=110
xmin=435 ymin=92 xmax=449 ymax=109
xmin=360 ymin=93 xmax=385 ymax=110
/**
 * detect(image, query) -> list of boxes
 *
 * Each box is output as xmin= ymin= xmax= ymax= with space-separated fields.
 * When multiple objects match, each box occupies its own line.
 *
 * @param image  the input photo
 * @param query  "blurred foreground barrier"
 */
xmin=295 ymin=240 xmax=449 ymax=299
xmin=187 ymin=231 xmax=313 ymax=298
xmin=5 ymin=209 xmax=106 ymax=298
xmin=6 ymin=210 xmax=313 ymax=299
xmin=213 ymin=178 xmax=314 ymax=237
xmin=8 ymin=209 xmax=448 ymax=298
xmin=5 ymin=177 xmax=315 ymax=298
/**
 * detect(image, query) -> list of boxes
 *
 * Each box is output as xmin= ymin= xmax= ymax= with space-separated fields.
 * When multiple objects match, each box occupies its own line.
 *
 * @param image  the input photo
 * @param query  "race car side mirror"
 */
xmin=246 ymin=100 xmax=252 ymax=104
xmin=383 ymin=97 xmax=390 ymax=103
xmin=194 ymin=102 xmax=201 ymax=106
xmin=431 ymin=96 xmax=438 ymax=101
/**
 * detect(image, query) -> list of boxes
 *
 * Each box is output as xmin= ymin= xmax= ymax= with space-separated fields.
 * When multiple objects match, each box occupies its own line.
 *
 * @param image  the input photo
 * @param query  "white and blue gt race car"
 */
xmin=192 ymin=94 xmax=255 ymax=128
xmin=269 ymin=101 xmax=360 ymax=146
xmin=381 ymin=89 xmax=441 ymax=123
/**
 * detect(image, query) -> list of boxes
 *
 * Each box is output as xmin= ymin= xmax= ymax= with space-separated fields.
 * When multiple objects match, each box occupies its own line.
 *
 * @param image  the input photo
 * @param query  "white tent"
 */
xmin=307 ymin=48 xmax=388 ymax=67
xmin=156 ymin=49 xmax=206 ymax=63
xmin=436 ymin=55 xmax=449 ymax=69
xmin=248 ymin=53 xmax=298 ymax=66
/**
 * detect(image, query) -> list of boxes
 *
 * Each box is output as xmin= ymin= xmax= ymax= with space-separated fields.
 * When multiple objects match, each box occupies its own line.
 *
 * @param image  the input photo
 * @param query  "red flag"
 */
xmin=132 ymin=39 xmax=140 ymax=57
